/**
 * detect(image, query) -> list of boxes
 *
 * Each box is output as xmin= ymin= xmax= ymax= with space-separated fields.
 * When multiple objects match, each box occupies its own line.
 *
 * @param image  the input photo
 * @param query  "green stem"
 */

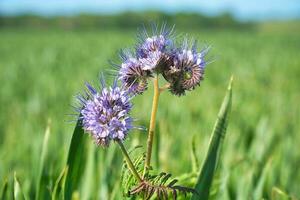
xmin=117 ymin=140 xmax=142 ymax=182
xmin=143 ymin=76 xmax=160 ymax=177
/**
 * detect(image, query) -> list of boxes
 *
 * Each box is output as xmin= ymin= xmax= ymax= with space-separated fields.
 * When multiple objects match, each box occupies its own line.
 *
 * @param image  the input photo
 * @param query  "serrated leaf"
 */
xmin=64 ymin=118 xmax=88 ymax=199
xmin=121 ymin=153 xmax=144 ymax=196
xmin=35 ymin=120 xmax=51 ymax=200
xmin=52 ymin=166 xmax=68 ymax=200
xmin=161 ymin=174 xmax=172 ymax=185
xmin=13 ymin=172 xmax=25 ymax=200
xmin=191 ymin=76 xmax=233 ymax=200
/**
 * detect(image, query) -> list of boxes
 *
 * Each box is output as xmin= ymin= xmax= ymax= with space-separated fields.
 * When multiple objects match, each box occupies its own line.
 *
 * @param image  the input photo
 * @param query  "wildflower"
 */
xmin=138 ymin=49 xmax=166 ymax=71
xmin=136 ymin=24 xmax=173 ymax=71
xmin=164 ymin=40 xmax=208 ymax=96
xmin=77 ymin=79 xmax=133 ymax=147
xmin=119 ymin=52 xmax=150 ymax=95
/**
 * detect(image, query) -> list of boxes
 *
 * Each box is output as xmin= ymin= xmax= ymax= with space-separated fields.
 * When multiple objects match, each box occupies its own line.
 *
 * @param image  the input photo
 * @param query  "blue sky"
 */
xmin=0 ymin=0 xmax=300 ymax=21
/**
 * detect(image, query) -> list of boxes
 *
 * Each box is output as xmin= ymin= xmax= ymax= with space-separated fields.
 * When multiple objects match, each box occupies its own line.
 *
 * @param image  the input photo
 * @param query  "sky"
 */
xmin=0 ymin=0 xmax=300 ymax=21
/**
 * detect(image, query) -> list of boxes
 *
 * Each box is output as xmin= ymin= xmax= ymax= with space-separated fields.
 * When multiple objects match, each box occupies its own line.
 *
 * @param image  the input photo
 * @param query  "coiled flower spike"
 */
xmin=118 ymin=24 xmax=209 ymax=97
xmin=165 ymin=39 xmax=209 ymax=96
xmin=118 ymin=51 xmax=150 ymax=95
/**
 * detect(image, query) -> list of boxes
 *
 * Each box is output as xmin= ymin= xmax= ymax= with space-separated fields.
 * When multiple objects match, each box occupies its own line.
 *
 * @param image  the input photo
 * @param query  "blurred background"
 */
xmin=0 ymin=0 xmax=300 ymax=199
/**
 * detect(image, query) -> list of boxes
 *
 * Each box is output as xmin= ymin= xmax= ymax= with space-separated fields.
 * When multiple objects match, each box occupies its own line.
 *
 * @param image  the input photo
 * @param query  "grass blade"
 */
xmin=1 ymin=178 xmax=8 ymax=200
xmin=81 ymin=143 xmax=96 ymax=200
xmin=253 ymin=158 xmax=272 ymax=199
xmin=191 ymin=76 xmax=233 ymax=200
xmin=191 ymin=135 xmax=200 ymax=173
xmin=52 ymin=166 xmax=68 ymax=200
xmin=13 ymin=173 xmax=25 ymax=200
xmin=35 ymin=120 xmax=51 ymax=200
xmin=64 ymin=118 xmax=88 ymax=199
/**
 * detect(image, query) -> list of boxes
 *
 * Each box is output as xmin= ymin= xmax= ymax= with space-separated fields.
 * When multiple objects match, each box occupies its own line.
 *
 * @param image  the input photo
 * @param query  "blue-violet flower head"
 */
xmin=136 ymin=24 xmax=173 ymax=71
xmin=77 ymin=80 xmax=133 ymax=147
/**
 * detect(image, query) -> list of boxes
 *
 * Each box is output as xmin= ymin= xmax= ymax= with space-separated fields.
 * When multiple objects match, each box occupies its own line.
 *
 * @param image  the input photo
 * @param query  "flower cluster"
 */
xmin=72 ymin=24 xmax=212 ymax=200
xmin=77 ymin=80 xmax=133 ymax=147
xmin=76 ymin=24 xmax=209 ymax=146
xmin=119 ymin=24 xmax=209 ymax=96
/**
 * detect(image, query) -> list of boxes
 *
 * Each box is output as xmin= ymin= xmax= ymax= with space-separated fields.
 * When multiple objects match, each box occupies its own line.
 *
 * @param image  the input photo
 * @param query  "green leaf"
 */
xmin=35 ymin=120 xmax=51 ymax=200
xmin=1 ymin=178 xmax=8 ymax=200
xmin=191 ymin=135 xmax=199 ymax=173
xmin=253 ymin=158 xmax=272 ymax=199
xmin=13 ymin=172 xmax=25 ymax=200
xmin=191 ymin=76 xmax=233 ymax=200
xmin=271 ymin=187 xmax=293 ymax=200
xmin=81 ymin=143 xmax=96 ymax=200
xmin=121 ymin=153 xmax=144 ymax=197
xmin=52 ymin=166 xmax=68 ymax=200
xmin=64 ymin=118 xmax=88 ymax=199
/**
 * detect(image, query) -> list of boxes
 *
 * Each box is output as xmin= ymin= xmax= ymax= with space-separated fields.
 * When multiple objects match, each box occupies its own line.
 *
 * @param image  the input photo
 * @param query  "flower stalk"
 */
xmin=144 ymin=75 xmax=160 ymax=176
xmin=117 ymin=140 xmax=142 ymax=182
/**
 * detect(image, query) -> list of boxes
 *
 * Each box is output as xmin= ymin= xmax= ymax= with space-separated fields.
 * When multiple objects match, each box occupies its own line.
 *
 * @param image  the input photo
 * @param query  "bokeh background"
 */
xmin=0 ymin=0 xmax=300 ymax=199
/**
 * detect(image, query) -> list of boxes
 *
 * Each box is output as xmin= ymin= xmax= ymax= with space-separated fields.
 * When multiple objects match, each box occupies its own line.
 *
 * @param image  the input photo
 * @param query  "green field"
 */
xmin=0 ymin=28 xmax=300 ymax=199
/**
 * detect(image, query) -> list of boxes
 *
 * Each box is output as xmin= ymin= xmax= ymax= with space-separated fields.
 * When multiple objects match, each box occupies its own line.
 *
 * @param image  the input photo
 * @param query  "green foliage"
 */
xmin=271 ymin=187 xmax=297 ymax=200
xmin=64 ymin=119 xmax=88 ymax=199
xmin=121 ymin=148 xmax=195 ymax=200
xmin=191 ymin=135 xmax=200 ymax=173
xmin=0 ymin=178 xmax=8 ymax=200
xmin=52 ymin=166 xmax=68 ymax=200
xmin=13 ymin=173 xmax=25 ymax=200
xmin=191 ymin=77 xmax=232 ymax=200
xmin=253 ymin=158 xmax=272 ymax=199
xmin=121 ymin=151 xmax=144 ymax=197
xmin=80 ymin=143 xmax=96 ymax=200
xmin=35 ymin=121 xmax=51 ymax=200
xmin=0 ymin=28 xmax=300 ymax=199
xmin=131 ymin=172 xmax=195 ymax=200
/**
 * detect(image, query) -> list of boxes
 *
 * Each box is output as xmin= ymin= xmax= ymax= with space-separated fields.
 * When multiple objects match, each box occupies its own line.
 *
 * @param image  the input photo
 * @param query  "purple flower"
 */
xmin=137 ymin=35 xmax=168 ymax=57
xmin=77 ymin=79 xmax=133 ymax=147
xmin=139 ymin=50 xmax=163 ymax=71
xmin=136 ymin=24 xmax=173 ymax=71
xmin=116 ymin=24 xmax=210 ymax=97
xmin=164 ymin=40 xmax=209 ymax=96
xmin=118 ymin=52 xmax=150 ymax=95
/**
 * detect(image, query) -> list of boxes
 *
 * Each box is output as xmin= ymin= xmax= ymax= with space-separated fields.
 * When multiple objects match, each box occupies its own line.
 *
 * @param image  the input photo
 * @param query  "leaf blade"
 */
xmin=1 ymin=178 xmax=8 ymax=200
xmin=64 ymin=118 xmax=88 ymax=199
xmin=52 ymin=166 xmax=68 ymax=200
xmin=35 ymin=120 xmax=51 ymax=200
xmin=13 ymin=172 xmax=25 ymax=200
xmin=191 ymin=76 xmax=233 ymax=200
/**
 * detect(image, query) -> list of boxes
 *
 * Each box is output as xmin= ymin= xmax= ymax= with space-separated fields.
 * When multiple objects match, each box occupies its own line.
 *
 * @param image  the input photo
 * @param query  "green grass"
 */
xmin=0 ymin=28 xmax=299 ymax=199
